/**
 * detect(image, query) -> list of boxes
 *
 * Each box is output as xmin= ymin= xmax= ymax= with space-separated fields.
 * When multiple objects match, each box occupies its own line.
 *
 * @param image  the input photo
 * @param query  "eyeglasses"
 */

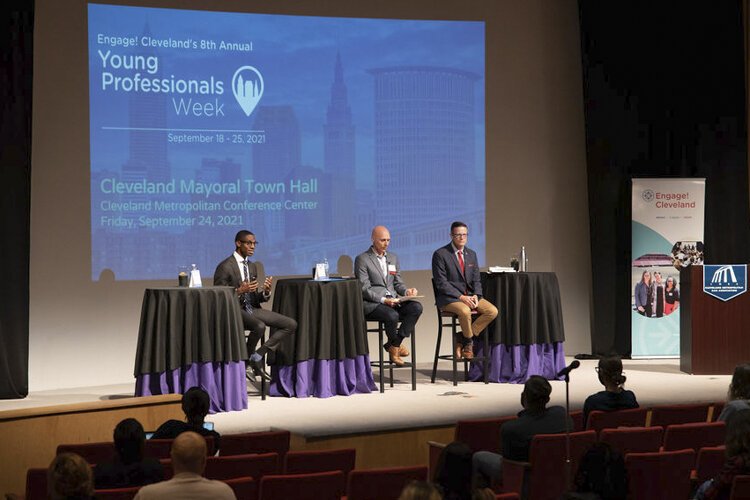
xmin=451 ymin=233 xmax=468 ymax=238
xmin=595 ymin=366 xmax=625 ymax=375
xmin=239 ymin=239 xmax=258 ymax=246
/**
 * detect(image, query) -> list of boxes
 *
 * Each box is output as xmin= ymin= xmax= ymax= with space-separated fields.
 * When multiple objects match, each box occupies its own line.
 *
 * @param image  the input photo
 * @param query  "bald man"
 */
xmin=134 ymin=432 xmax=235 ymax=499
xmin=354 ymin=226 xmax=423 ymax=366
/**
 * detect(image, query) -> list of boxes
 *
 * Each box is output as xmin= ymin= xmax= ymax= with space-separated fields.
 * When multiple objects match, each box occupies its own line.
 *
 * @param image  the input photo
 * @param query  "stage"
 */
xmin=0 ymin=358 xmax=731 ymax=495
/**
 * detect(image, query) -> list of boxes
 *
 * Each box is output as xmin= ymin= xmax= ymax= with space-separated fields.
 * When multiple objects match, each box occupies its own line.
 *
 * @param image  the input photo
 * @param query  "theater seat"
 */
xmin=625 ymin=449 xmax=695 ymax=500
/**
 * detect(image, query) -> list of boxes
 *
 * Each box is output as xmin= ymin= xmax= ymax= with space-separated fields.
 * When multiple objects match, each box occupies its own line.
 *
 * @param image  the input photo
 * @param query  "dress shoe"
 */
xmin=398 ymin=344 xmax=410 ymax=357
xmin=462 ymin=343 xmax=474 ymax=360
xmin=388 ymin=346 xmax=405 ymax=366
xmin=248 ymin=358 xmax=272 ymax=382
xmin=245 ymin=364 xmax=258 ymax=383
xmin=454 ymin=341 xmax=463 ymax=360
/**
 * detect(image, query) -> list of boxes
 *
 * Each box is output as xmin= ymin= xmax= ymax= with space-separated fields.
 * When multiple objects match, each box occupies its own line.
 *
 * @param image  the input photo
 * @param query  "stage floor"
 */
xmin=0 ymin=358 xmax=731 ymax=438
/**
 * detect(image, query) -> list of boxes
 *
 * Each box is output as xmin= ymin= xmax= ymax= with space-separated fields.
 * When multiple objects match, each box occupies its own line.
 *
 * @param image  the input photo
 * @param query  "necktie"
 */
xmin=241 ymin=261 xmax=253 ymax=314
xmin=458 ymin=251 xmax=465 ymax=275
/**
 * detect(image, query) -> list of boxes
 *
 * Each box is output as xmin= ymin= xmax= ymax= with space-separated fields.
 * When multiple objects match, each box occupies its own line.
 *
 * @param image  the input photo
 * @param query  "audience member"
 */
xmin=695 ymin=409 xmax=750 ymax=500
xmin=433 ymin=442 xmax=472 ymax=500
xmin=134 ymin=431 xmax=235 ymax=499
xmin=582 ymin=357 xmax=638 ymax=427
xmin=94 ymin=418 xmax=163 ymax=489
xmin=48 ymin=452 xmax=94 ymax=500
xmin=717 ymin=363 xmax=750 ymax=422
xmin=151 ymin=386 xmax=221 ymax=450
xmin=571 ymin=442 xmax=628 ymax=500
xmin=472 ymin=376 xmax=571 ymax=488
xmin=398 ymin=480 xmax=442 ymax=500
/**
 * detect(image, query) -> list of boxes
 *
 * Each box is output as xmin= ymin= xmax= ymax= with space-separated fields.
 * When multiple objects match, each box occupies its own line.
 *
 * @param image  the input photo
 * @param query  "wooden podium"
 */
xmin=680 ymin=265 xmax=750 ymax=374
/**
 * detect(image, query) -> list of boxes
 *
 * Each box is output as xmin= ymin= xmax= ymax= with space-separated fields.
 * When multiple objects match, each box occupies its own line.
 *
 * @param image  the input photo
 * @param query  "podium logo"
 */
xmin=642 ymin=189 xmax=655 ymax=202
xmin=232 ymin=66 xmax=264 ymax=117
xmin=703 ymin=264 xmax=747 ymax=302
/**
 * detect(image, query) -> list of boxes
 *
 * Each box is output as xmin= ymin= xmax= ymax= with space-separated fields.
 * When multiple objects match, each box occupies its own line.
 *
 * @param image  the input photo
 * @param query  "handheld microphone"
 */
xmin=556 ymin=360 xmax=580 ymax=378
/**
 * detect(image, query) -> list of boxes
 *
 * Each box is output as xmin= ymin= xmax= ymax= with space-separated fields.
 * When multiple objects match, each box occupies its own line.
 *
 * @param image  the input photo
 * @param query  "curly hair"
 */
xmin=728 ymin=364 xmax=750 ymax=401
xmin=48 ymin=452 xmax=93 ymax=500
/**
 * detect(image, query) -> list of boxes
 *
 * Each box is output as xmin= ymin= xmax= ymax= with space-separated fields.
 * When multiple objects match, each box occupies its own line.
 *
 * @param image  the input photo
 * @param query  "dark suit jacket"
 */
xmin=431 ymin=243 xmax=482 ymax=308
xmin=354 ymin=247 xmax=408 ymax=315
xmin=213 ymin=255 xmax=268 ymax=309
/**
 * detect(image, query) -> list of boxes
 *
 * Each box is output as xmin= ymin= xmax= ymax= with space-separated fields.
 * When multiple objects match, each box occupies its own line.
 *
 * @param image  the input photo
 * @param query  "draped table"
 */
xmin=134 ymin=287 xmax=248 ymax=413
xmin=269 ymin=278 xmax=376 ymax=397
xmin=468 ymin=272 xmax=567 ymax=383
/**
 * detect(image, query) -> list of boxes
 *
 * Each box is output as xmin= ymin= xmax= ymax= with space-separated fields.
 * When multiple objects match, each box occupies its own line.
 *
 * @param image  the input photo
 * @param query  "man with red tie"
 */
xmin=431 ymin=221 xmax=498 ymax=360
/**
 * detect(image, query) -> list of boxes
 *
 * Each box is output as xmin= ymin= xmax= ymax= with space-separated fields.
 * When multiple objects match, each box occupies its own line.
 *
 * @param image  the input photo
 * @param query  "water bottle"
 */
xmin=189 ymin=263 xmax=202 ymax=287
xmin=323 ymin=257 xmax=329 ymax=278
xmin=520 ymin=246 xmax=528 ymax=272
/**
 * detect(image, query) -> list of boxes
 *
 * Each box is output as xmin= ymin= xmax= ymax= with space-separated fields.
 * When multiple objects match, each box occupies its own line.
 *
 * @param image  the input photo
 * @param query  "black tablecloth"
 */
xmin=271 ymin=278 xmax=369 ymax=365
xmin=134 ymin=287 xmax=247 ymax=376
xmin=481 ymin=272 xmax=565 ymax=345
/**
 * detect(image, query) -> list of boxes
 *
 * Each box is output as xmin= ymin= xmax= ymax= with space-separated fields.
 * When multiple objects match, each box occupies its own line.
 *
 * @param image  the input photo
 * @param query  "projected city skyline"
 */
xmin=89 ymin=5 xmax=485 ymax=279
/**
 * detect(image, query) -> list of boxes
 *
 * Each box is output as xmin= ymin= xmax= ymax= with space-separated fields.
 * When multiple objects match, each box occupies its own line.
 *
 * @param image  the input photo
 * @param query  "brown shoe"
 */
xmin=454 ymin=341 xmax=463 ymax=360
xmin=398 ymin=344 xmax=410 ymax=357
xmin=388 ymin=346 xmax=405 ymax=366
xmin=462 ymin=343 xmax=474 ymax=360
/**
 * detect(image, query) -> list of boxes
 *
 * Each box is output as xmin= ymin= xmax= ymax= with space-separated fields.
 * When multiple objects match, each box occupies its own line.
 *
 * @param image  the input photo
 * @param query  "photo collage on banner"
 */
xmin=631 ymin=178 xmax=705 ymax=357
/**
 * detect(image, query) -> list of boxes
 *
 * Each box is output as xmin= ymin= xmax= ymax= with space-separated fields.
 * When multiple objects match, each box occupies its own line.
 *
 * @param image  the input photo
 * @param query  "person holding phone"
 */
xmin=213 ymin=230 xmax=297 ymax=382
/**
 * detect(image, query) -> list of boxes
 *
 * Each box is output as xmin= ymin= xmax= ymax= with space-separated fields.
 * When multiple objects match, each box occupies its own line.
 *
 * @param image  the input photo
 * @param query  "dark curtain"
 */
xmin=0 ymin=1 xmax=33 ymax=398
xmin=579 ymin=1 xmax=750 ymax=356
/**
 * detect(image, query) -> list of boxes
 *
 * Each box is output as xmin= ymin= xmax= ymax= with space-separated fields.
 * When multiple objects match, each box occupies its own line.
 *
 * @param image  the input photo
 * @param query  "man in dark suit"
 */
xmin=354 ymin=226 xmax=423 ymax=366
xmin=213 ymin=230 xmax=297 ymax=381
xmin=432 ymin=221 xmax=497 ymax=360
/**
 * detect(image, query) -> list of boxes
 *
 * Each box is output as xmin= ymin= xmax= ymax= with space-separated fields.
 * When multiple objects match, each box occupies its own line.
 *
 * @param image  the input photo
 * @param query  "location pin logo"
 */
xmin=232 ymin=66 xmax=264 ymax=117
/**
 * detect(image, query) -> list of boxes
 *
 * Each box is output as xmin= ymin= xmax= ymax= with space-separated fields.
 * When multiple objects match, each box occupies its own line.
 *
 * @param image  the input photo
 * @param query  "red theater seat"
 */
xmin=346 ymin=465 xmax=428 ymax=500
xmin=284 ymin=448 xmax=356 ymax=476
xmin=625 ymin=449 xmax=695 ymax=500
xmin=259 ymin=471 xmax=345 ymax=500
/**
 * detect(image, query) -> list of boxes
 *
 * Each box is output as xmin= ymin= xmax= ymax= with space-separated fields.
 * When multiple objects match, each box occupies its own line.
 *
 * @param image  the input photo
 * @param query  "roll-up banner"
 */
xmin=631 ymin=178 xmax=706 ymax=358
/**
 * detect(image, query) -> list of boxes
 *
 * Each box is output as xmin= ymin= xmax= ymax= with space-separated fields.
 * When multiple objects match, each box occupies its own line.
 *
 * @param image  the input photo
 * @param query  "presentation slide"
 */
xmin=88 ymin=4 xmax=485 ymax=280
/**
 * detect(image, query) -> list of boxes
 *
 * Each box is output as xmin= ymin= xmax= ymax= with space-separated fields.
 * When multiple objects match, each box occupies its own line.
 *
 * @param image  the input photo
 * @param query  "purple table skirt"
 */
xmin=270 ymin=354 xmax=377 ymax=398
xmin=468 ymin=341 xmax=566 ymax=383
xmin=135 ymin=361 xmax=247 ymax=413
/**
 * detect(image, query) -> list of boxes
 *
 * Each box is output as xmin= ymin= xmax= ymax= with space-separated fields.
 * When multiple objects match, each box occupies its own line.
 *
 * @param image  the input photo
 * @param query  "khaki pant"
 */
xmin=441 ymin=298 xmax=498 ymax=340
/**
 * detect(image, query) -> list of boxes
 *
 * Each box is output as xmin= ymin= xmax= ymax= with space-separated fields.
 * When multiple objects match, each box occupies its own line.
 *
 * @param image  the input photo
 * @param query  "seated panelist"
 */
xmin=431 ymin=221 xmax=497 ymax=360
xmin=354 ymin=225 xmax=423 ymax=366
xmin=213 ymin=230 xmax=297 ymax=382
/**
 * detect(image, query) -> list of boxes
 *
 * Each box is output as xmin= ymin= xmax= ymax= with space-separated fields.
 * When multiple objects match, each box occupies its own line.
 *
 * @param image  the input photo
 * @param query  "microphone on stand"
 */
xmin=557 ymin=360 xmax=580 ymax=379
xmin=559 ymin=358 xmax=581 ymax=495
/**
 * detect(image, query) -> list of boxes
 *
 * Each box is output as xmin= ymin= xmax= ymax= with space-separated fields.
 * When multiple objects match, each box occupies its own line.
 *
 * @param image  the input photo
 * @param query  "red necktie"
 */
xmin=458 ymin=251 xmax=465 ymax=275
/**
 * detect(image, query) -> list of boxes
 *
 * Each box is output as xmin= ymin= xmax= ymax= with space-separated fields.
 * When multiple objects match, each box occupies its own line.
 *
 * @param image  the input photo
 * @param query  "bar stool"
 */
xmin=430 ymin=281 xmax=490 ymax=386
xmin=245 ymin=331 xmax=267 ymax=400
xmin=367 ymin=320 xmax=417 ymax=393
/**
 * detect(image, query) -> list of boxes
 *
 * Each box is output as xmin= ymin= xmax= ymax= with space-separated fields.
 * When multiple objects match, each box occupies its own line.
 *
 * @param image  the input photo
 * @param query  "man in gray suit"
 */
xmin=213 ymin=230 xmax=297 ymax=382
xmin=354 ymin=226 xmax=423 ymax=366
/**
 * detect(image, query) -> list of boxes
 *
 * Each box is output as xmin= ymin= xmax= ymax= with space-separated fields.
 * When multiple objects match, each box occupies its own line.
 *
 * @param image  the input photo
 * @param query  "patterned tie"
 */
xmin=457 ymin=250 xmax=465 ymax=275
xmin=241 ymin=261 xmax=253 ymax=314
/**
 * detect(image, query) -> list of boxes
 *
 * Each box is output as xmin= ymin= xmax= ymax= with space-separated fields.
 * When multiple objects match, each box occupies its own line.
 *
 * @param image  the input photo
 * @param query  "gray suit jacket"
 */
xmin=354 ymin=247 xmax=408 ymax=314
xmin=213 ymin=255 xmax=269 ymax=309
